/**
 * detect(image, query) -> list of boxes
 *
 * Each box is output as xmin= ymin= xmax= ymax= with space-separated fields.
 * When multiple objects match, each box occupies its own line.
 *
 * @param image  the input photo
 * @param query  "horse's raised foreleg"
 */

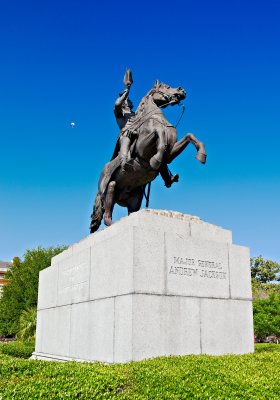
xmin=104 ymin=181 xmax=116 ymax=226
xmin=167 ymin=133 xmax=206 ymax=164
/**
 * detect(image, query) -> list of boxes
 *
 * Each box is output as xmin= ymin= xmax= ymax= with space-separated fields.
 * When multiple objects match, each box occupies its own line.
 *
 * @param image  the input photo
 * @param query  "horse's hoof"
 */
xmin=104 ymin=215 xmax=113 ymax=227
xmin=196 ymin=152 xmax=207 ymax=164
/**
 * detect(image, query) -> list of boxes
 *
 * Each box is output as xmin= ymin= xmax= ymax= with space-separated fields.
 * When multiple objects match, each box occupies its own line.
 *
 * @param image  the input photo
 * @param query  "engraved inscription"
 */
xmin=58 ymin=262 xmax=88 ymax=294
xmin=169 ymin=256 xmax=226 ymax=280
xmin=173 ymin=257 xmax=196 ymax=266
xmin=169 ymin=266 xmax=198 ymax=276
xmin=200 ymin=270 xmax=226 ymax=279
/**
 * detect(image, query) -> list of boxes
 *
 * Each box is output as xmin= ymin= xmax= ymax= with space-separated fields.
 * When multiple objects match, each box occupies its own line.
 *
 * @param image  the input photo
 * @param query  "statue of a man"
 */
xmin=113 ymin=82 xmax=136 ymax=171
xmin=112 ymin=70 xmax=179 ymax=188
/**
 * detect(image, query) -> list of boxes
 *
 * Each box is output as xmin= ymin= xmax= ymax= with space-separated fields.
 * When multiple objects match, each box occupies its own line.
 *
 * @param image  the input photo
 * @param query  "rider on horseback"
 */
xmin=112 ymin=82 xmax=136 ymax=170
xmin=90 ymin=76 xmax=206 ymax=233
xmin=113 ymin=70 xmax=179 ymax=188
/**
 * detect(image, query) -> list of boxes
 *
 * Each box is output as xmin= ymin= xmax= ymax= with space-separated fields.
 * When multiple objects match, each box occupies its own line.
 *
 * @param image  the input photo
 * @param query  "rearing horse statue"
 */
xmin=90 ymin=80 xmax=206 ymax=233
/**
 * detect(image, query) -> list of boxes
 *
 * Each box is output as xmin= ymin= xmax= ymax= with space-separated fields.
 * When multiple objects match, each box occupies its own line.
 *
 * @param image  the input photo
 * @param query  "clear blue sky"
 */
xmin=0 ymin=0 xmax=279 ymax=262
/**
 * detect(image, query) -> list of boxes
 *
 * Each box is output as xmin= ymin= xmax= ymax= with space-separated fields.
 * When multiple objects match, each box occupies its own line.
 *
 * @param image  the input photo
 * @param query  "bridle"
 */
xmin=154 ymin=87 xmax=186 ymax=127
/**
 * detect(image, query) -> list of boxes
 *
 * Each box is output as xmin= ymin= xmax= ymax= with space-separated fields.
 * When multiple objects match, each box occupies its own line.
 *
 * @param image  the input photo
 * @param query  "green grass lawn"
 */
xmin=0 ymin=343 xmax=279 ymax=399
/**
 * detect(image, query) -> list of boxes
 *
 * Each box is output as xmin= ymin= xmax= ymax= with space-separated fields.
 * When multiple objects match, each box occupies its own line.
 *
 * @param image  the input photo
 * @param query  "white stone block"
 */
xmin=133 ymin=227 xmax=165 ymax=294
xmin=38 ymin=306 xmax=71 ymax=357
xmin=131 ymin=295 xmax=201 ymax=361
xmin=51 ymin=246 xmax=73 ymax=266
xmin=34 ymin=209 xmax=254 ymax=362
xmin=57 ymin=248 xmax=90 ymax=306
xmin=37 ymin=266 xmax=58 ymax=310
xmin=200 ymin=299 xmax=254 ymax=355
xmin=70 ymin=298 xmax=114 ymax=362
xmin=34 ymin=311 xmax=43 ymax=353
xmin=190 ymin=219 xmax=232 ymax=244
xmin=130 ymin=209 xmax=192 ymax=236
xmin=87 ymin=298 xmax=115 ymax=363
xmin=229 ymin=245 xmax=252 ymax=299
xmin=114 ymin=295 xmax=133 ymax=363
xmin=72 ymin=235 xmax=95 ymax=254
xmin=68 ymin=302 xmax=91 ymax=361
xmin=90 ymin=227 xmax=134 ymax=300
xmin=166 ymin=233 xmax=230 ymax=299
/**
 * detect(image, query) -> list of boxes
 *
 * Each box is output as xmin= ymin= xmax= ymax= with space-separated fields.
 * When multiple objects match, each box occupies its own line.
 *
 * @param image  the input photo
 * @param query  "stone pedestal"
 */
xmin=32 ymin=209 xmax=254 ymax=362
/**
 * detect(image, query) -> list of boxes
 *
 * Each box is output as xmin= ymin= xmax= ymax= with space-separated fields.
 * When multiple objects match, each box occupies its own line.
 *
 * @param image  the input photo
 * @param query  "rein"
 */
xmin=156 ymin=89 xmax=186 ymax=128
xmin=175 ymin=103 xmax=185 ymax=128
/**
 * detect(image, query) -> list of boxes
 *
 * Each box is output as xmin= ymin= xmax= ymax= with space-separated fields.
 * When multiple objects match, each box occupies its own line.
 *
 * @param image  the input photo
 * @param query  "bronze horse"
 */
xmin=90 ymin=80 xmax=206 ymax=233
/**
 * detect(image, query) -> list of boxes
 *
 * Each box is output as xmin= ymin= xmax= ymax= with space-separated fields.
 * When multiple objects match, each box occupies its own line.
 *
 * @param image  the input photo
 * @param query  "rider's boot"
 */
xmin=159 ymin=163 xmax=179 ymax=188
xmin=119 ymin=136 xmax=130 ymax=171
xmin=165 ymin=173 xmax=179 ymax=188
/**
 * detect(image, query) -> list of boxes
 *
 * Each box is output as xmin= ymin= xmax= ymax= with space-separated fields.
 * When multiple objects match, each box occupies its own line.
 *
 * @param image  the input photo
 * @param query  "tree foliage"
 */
xmin=253 ymin=293 xmax=280 ymax=340
xmin=17 ymin=307 xmax=37 ymax=341
xmin=252 ymin=280 xmax=280 ymax=300
xmin=0 ymin=246 xmax=66 ymax=337
xmin=251 ymin=255 xmax=280 ymax=283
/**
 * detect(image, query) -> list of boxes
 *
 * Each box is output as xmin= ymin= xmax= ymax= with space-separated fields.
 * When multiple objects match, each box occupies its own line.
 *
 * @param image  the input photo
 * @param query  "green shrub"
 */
xmin=0 ymin=344 xmax=279 ymax=399
xmin=0 ymin=340 xmax=35 ymax=359
xmin=255 ymin=343 xmax=280 ymax=353
xmin=253 ymin=293 xmax=280 ymax=340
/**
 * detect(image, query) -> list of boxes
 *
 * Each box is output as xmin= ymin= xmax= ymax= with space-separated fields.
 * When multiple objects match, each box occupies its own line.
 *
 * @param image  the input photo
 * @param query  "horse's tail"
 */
xmin=90 ymin=192 xmax=104 ymax=234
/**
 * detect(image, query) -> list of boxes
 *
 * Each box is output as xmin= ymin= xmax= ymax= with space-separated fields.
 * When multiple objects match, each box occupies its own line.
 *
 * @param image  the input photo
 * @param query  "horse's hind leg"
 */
xmin=167 ymin=133 xmax=206 ymax=164
xmin=127 ymin=187 xmax=144 ymax=215
xmin=104 ymin=181 xmax=116 ymax=226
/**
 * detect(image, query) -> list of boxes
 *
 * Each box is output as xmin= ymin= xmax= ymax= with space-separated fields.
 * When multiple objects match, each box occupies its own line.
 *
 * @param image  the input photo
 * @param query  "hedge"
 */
xmin=0 ymin=344 xmax=279 ymax=399
xmin=0 ymin=340 xmax=35 ymax=359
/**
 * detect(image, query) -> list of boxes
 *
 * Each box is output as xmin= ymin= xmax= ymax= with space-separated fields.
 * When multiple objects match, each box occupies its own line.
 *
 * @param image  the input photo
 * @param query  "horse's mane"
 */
xmin=135 ymin=86 xmax=157 ymax=116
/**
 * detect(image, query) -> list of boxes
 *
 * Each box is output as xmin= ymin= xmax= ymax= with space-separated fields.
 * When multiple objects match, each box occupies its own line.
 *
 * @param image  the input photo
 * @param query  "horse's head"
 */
xmin=151 ymin=80 xmax=186 ymax=108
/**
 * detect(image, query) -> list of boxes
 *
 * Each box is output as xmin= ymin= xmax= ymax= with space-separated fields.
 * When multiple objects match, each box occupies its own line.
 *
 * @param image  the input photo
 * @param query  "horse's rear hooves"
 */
xmin=196 ymin=152 xmax=207 ymax=164
xmin=104 ymin=215 xmax=113 ymax=227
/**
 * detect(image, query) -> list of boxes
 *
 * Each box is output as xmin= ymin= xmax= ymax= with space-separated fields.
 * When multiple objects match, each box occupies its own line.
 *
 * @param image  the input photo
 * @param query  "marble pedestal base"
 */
xmin=32 ymin=209 xmax=254 ymax=363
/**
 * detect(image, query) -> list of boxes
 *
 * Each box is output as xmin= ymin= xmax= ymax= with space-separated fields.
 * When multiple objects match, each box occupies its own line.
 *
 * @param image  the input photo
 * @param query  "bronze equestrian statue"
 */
xmin=111 ymin=69 xmax=178 ymax=188
xmin=90 ymin=71 xmax=206 ymax=233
